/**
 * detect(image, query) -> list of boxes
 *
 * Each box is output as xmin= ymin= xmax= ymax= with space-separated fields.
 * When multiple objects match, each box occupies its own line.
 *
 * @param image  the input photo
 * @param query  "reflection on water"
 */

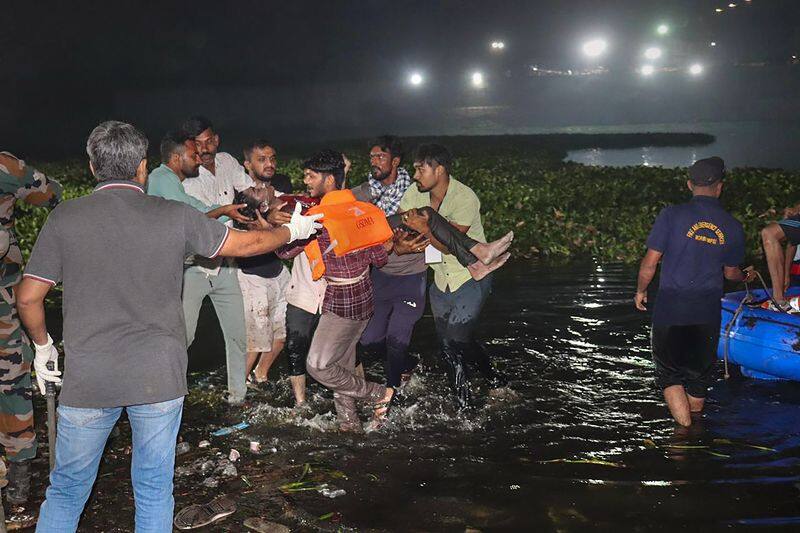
xmin=566 ymin=120 xmax=800 ymax=170
xmin=189 ymin=261 xmax=800 ymax=530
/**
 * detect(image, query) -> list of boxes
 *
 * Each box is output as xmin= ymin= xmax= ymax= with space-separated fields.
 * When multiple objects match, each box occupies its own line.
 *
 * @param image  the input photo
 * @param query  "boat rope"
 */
xmin=723 ymin=280 xmax=753 ymax=380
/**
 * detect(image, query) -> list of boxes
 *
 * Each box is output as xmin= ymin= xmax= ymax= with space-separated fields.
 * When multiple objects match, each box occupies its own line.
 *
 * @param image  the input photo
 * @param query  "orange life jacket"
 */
xmin=303 ymin=189 xmax=392 ymax=280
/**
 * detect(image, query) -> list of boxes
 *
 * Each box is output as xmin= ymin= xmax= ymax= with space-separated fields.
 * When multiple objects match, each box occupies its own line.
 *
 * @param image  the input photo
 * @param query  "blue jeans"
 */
xmin=36 ymin=396 xmax=184 ymax=532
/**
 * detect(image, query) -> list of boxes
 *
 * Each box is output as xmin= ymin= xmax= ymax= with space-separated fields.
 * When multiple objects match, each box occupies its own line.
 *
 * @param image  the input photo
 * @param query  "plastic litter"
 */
xmin=211 ymin=422 xmax=249 ymax=437
xmin=198 ymin=440 xmax=211 ymax=448
xmin=249 ymin=441 xmax=260 ymax=453
xmin=318 ymin=485 xmax=346 ymax=498
xmin=229 ymin=449 xmax=240 ymax=462
xmin=175 ymin=442 xmax=191 ymax=456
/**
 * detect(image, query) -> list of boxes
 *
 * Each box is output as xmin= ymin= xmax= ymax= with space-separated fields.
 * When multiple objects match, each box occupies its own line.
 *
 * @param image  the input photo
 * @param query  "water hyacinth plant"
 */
xmin=16 ymin=134 xmax=798 ymax=264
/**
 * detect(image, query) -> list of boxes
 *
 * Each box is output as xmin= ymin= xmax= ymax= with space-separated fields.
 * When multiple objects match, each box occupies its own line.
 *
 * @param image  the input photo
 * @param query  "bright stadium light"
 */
xmin=640 ymin=64 xmax=655 ymax=76
xmin=644 ymin=47 xmax=662 ymax=60
xmin=471 ymin=71 xmax=485 ymax=88
xmin=656 ymin=24 xmax=669 ymax=35
xmin=715 ymin=7 xmax=724 ymax=13
xmin=728 ymin=2 xmax=736 ymax=7
xmin=490 ymin=41 xmax=506 ymax=51
xmin=582 ymin=38 xmax=608 ymax=58
xmin=689 ymin=63 xmax=704 ymax=76
xmin=710 ymin=41 xmax=717 ymax=47
xmin=409 ymin=72 xmax=423 ymax=86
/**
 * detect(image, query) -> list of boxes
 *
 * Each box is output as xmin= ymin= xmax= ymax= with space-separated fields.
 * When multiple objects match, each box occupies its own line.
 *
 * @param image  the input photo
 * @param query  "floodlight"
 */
xmin=471 ymin=71 xmax=485 ymax=88
xmin=657 ymin=24 xmax=669 ymax=35
xmin=582 ymin=39 xmax=608 ymax=58
xmin=640 ymin=65 xmax=655 ymax=76
xmin=644 ymin=47 xmax=662 ymax=60
xmin=689 ymin=63 xmax=704 ymax=76
xmin=409 ymin=72 xmax=423 ymax=86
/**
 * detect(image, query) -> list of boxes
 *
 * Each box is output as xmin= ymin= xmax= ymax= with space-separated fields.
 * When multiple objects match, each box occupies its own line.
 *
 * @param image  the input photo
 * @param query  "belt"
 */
xmin=325 ymin=270 xmax=369 ymax=286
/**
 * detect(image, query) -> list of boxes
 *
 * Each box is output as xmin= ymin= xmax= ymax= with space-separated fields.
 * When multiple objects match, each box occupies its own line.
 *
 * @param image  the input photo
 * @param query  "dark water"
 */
xmin=184 ymin=261 xmax=800 ymax=531
xmin=564 ymin=120 xmax=800 ymax=170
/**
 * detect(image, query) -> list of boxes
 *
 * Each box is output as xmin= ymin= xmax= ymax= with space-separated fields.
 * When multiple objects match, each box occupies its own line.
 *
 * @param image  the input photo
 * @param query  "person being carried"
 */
xmin=635 ymin=157 xmax=755 ymax=427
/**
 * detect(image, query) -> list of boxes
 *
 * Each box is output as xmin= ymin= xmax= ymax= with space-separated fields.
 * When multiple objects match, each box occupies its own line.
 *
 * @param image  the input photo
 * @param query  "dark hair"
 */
xmin=86 ymin=121 xmax=148 ymax=182
xmin=160 ymin=130 xmax=192 ymax=163
xmin=243 ymin=139 xmax=275 ymax=161
xmin=369 ymin=135 xmax=404 ymax=162
xmin=414 ymin=143 xmax=453 ymax=176
xmin=302 ymin=149 xmax=346 ymax=188
xmin=181 ymin=115 xmax=214 ymax=137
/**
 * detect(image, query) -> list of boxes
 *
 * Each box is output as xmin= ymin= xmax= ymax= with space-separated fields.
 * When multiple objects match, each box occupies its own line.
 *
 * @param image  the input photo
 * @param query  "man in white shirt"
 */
xmin=180 ymin=116 xmax=254 ymax=405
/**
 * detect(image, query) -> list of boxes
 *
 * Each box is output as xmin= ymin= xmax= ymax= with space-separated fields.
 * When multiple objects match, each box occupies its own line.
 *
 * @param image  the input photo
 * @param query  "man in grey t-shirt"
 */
xmin=16 ymin=121 xmax=321 ymax=532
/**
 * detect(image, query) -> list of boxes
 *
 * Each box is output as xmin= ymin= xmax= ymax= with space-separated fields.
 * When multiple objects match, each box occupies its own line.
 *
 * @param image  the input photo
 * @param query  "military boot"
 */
xmin=5 ymin=459 xmax=31 ymax=505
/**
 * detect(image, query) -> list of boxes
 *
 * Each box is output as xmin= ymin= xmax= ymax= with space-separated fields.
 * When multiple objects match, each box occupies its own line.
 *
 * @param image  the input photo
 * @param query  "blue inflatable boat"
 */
xmin=718 ymin=286 xmax=800 ymax=381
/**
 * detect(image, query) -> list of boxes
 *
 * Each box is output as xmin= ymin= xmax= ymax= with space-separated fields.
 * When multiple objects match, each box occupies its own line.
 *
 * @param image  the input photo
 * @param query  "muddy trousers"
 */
xmin=429 ymin=275 xmax=506 ymax=409
xmin=182 ymin=266 xmax=247 ymax=403
xmin=284 ymin=304 xmax=321 ymax=376
xmin=387 ymin=207 xmax=479 ymax=267
xmin=306 ymin=313 xmax=385 ymax=424
xmin=360 ymin=269 xmax=426 ymax=388
xmin=0 ymin=284 xmax=36 ymax=463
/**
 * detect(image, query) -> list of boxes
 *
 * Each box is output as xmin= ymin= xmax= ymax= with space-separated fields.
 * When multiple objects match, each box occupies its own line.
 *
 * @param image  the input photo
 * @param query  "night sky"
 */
xmin=3 ymin=0 xmax=799 ymax=156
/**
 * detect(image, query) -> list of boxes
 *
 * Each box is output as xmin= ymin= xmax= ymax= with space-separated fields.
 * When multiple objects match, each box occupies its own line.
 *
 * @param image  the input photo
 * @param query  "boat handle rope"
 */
xmin=723 ymin=278 xmax=755 ymax=380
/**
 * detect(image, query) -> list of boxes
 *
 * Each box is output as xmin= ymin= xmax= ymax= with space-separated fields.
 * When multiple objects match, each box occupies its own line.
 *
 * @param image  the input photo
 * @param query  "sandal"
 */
xmin=174 ymin=494 xmax=237 ymax=530
xmin=367 ymin=389 xmax=395 ymax=431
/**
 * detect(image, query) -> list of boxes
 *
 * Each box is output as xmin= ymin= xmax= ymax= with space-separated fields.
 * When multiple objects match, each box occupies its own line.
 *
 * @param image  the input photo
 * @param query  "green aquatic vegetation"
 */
xmin=21 ymin=134 xmax=794 ymax=264
xmin=712 ymin=438 xmax=776 ymax=452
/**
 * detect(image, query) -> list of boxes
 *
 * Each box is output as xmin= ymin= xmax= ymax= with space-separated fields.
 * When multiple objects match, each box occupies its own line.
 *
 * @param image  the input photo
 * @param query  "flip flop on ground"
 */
xmin=173 ymin=494 xmax=236 ymax=530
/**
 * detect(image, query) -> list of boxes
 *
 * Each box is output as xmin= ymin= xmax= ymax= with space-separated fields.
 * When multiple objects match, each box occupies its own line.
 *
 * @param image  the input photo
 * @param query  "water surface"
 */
xmin=187 ymin=261 xmax=800 ymax=530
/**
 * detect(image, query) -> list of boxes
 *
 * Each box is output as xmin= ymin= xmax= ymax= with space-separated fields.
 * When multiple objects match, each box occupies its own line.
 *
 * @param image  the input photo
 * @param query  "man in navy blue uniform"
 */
xmin=635 ymin=157 xmax=754 ymax=427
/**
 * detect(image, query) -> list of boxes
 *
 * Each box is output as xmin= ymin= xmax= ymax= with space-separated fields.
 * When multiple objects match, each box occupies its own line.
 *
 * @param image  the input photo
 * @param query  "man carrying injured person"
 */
xmin=272 ymin=150 xmax=514 ymax=430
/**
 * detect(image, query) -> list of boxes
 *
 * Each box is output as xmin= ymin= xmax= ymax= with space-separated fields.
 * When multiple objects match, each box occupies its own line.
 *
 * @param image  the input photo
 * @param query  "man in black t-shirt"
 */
xmin=237 ymin=141 xmax=294 ymax=383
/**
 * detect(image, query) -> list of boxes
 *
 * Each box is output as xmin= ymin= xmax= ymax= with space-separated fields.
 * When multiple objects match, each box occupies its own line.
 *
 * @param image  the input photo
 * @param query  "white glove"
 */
xmin=33 ymin=334 xmax=62 ymax=395
xmin=282 ymin=202 xmax=323 ymax=242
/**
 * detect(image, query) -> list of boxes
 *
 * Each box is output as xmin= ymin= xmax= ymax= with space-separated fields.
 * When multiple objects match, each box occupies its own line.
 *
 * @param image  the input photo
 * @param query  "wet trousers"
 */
xmin=284 ymin=304 xmax=321 ymax=376
xmin=37 ymin=397 xmax=184 ymax=533
xmin=306 ymin=313 xmax=385 ymax=424
xmin=360 ymin=269 xmax=426 ymax=387
xmin=429 ymin=275 xmax=505 ymax=408
xmin=387 ymin=207 xmax=479 ymax=267
xmin=0 ymin=284 xmax=36 ymax=462
xmin=182 ymin=266 xmax=247 ymax=403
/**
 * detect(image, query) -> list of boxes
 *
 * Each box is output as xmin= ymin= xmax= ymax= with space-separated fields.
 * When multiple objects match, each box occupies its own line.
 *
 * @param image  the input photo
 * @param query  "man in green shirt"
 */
xmin=147 ymin=131 xmax=252 ymax=404
xmin=399 ymin=144 xmax=507 ymax=409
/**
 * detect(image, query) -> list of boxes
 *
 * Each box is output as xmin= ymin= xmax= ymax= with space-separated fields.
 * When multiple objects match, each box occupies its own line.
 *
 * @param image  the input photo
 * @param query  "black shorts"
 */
xmin=778 ymin=216 xmax=800 ymax=246
xmin=651 ymin=323 xmax=719 ymax=398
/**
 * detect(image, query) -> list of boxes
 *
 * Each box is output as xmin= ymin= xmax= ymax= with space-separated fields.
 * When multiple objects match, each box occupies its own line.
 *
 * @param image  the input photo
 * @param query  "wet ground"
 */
xmin=11 ymin=261 xmax=800 ymax=531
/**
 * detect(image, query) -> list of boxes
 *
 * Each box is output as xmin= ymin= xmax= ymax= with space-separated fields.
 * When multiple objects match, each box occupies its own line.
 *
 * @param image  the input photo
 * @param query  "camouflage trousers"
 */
xmin=0 ymin=284 xmax=36 ymax=463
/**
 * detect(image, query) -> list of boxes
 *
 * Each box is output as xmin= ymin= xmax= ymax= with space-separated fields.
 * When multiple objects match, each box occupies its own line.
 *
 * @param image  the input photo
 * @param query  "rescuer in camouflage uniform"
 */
xmin=0 ymin=152 xmax=61 ymax=504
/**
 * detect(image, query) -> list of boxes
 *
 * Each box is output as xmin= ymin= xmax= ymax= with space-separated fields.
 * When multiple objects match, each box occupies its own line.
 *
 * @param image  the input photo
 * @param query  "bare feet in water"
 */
xmin=367 ymin=387 xmax=395 ymax=431
xmin=468 ymin=252 xmax=511 ymax=281
xmin=470 ymin=231 xmax=514 ymax=265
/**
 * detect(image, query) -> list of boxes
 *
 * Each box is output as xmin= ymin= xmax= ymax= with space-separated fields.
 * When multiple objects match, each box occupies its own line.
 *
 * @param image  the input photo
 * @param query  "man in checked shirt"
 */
xmin=277 ymin=150 xmax=394 ymax=432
